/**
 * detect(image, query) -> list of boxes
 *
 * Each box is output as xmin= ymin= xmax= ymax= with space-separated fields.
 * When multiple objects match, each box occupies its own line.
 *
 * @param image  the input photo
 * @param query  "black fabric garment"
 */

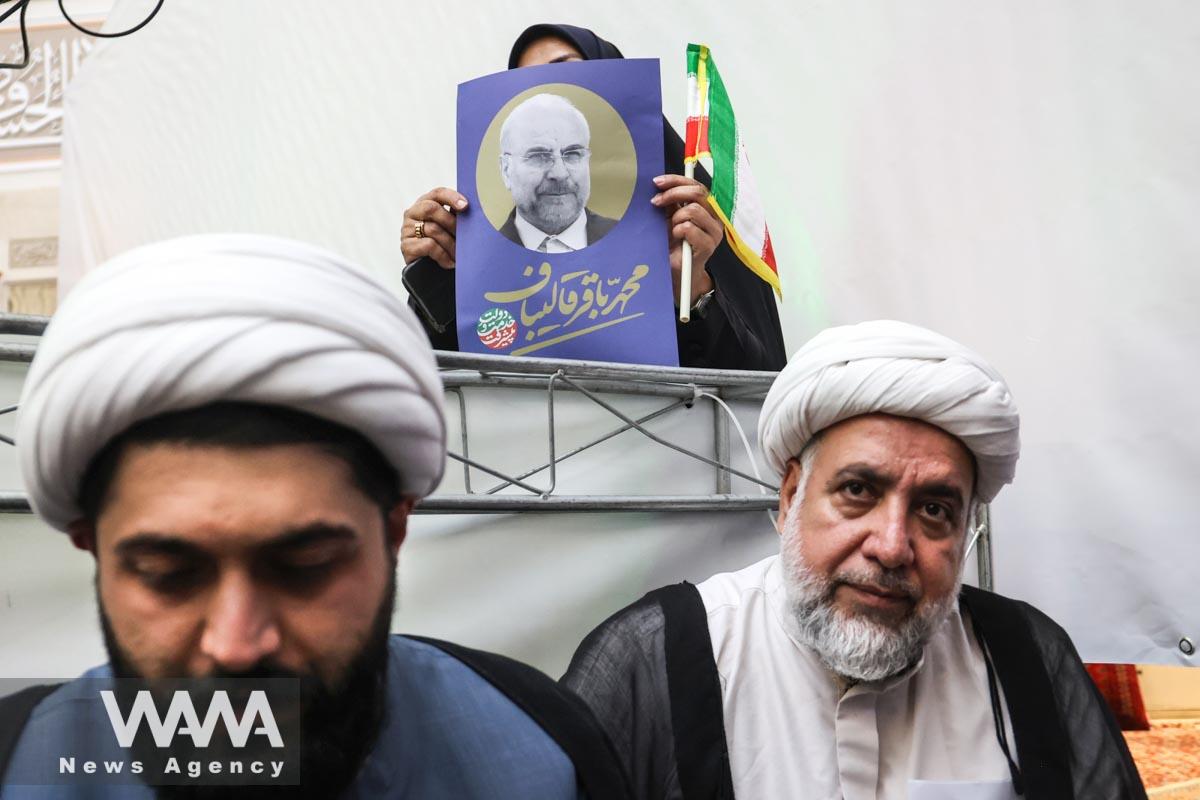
xmin=562 ymin=581 xmax=1147 ymax=800
xmin=0 ymin=684 xmax=62 ymax=782
xmin=405 ymin=24 xmax=788 ymax=371
xmin=497 ymin=207 xmax=619 ymax=248
xmin=410 ymin=636 xmax=633 ymax=799
xmin=654 ymin=584 xmax=734 ymax=800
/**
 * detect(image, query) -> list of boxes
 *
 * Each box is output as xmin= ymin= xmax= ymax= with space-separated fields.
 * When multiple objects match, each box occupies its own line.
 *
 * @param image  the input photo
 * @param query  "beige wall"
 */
xmin=0 ymin=188 xmax=59 ymax=315
xmin=1139 ymin=665 xmax=1200 ymax=719
xmin=0 ymin=4 xmax=105 ymax=314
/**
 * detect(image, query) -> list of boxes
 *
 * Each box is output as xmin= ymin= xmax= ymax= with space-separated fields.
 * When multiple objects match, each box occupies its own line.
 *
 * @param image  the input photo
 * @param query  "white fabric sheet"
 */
xmin=46 ymin=0 xmax=1200 ymax=666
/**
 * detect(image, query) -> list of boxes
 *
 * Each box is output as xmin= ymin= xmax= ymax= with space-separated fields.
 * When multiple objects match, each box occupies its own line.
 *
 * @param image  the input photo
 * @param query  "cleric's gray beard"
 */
xmin=778 ymin=501 xmax=961 ymax=682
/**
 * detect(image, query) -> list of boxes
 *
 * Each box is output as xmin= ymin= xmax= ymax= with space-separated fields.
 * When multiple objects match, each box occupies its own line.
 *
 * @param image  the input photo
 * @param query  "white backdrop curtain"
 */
xmin=25 ymin=0 xmax=1199 ymax=673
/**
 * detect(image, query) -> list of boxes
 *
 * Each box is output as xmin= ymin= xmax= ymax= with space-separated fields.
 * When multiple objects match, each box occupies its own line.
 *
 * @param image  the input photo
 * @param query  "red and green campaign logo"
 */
xmin=476 ymin=307 xmax=517 ymax=350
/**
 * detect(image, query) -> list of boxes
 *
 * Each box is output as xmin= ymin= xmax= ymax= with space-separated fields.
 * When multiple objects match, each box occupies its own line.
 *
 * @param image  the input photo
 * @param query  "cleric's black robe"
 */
xmin=562 ymin=582 xmax=1147 ymax=800
xmin=404 ymin=24 xmax=788 ymax=372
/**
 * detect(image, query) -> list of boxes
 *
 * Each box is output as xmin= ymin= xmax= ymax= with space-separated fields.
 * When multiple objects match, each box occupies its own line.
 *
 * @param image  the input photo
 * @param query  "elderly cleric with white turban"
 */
xmin=758 ymin=319 xmax=1021 ymax=504
xmin=564 ymin=320 xmax=1145 ymax=800
xmin=1 ymin=234 xmax=628 ymax=798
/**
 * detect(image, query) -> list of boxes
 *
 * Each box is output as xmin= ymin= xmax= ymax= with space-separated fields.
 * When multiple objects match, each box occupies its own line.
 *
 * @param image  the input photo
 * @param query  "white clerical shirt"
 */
xmin=697 ymin=555 xmax=1021 ymax=800
xmin=514 ymin=210 xmax=589 ymax=252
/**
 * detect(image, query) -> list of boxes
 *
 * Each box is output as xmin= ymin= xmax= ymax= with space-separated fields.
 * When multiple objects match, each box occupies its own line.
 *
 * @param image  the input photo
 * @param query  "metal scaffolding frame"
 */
xmin=0 ymin=314 xmax=779 ymax=514
xmin=0 ymin=313 xmax=995 ymax=588
xmin=432 ymin=352 xmax=779 ymax=513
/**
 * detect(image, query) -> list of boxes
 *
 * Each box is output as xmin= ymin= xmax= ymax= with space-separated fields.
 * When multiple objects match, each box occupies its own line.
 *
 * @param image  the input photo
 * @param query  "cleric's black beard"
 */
xmin=99 ymin=574 xmax=395 ymax=800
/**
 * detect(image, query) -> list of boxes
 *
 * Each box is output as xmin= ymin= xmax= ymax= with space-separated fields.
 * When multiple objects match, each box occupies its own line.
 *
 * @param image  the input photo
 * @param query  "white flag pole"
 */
xmin=680 ymin=44 xmax=707 ymax=323
xmin=679 ymin=159 xmax=696 ymax=323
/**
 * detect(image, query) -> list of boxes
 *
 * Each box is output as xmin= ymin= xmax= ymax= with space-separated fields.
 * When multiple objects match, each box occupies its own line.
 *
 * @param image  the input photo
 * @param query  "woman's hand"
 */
xmin=401 ymin=188 xmax=468 ymax=269
xmin=651 ymin=175 xmax=722 ymax=306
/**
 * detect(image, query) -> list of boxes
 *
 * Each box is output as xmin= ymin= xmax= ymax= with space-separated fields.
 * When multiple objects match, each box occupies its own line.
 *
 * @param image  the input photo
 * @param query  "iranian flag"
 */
xmin=685 ymin=43 xmax=781 ymax=296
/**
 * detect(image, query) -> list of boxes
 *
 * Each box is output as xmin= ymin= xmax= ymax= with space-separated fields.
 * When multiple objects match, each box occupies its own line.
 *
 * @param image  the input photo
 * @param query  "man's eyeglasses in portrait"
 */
xmin=508 ymin=147 xmax=591 ymax=169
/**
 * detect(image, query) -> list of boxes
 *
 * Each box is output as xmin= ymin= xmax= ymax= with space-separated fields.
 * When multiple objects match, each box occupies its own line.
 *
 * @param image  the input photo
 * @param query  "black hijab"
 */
xmin=506 ymin=24 xmax=701 ymax=184
xmin=508 ymin=24 xmax=625 ymax=65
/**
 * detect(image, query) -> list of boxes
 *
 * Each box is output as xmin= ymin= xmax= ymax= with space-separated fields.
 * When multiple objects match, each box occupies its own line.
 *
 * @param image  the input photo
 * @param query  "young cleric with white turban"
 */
xmin=563 ymin=320 xmax=1146 ymax=800
xmin=0 ymin=235 xmax=629 ymax=799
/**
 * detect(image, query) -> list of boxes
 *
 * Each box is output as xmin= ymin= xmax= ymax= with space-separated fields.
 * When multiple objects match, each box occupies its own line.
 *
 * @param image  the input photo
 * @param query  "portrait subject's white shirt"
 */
xmin=697 ymin=555 xmax=1020 ymax=800
xmin=514 ymin=209 xmax=588 ymax=252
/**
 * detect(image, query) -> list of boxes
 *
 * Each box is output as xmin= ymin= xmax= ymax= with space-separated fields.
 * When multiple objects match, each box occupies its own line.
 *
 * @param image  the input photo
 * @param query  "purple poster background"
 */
xmin=455 ymin=59 xmax=678 ymax=366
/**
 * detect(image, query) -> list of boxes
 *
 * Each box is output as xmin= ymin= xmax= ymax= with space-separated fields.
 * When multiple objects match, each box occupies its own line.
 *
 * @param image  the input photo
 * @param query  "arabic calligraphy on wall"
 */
xmin=482 ymin=261 xmax=651 ymax=357
xmin=1 ymin=28 xmax=94 ymax=153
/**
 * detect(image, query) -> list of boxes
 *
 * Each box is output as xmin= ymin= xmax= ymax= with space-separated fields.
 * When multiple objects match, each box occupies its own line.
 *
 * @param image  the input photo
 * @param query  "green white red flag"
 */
xmin=685 ymin=43 xmax=781 ymax=296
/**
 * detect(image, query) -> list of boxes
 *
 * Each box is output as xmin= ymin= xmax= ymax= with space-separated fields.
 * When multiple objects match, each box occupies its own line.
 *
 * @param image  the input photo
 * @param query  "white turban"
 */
xmin=758 ymin=320 xmax=1019 ymax=502
xmin=18 ymin=234 xmax=446 ymax=532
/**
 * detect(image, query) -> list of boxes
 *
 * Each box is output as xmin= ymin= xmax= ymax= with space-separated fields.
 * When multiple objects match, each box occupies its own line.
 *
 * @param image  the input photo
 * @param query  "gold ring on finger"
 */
xmin=414 ymin=220 xmax=425 ymax=239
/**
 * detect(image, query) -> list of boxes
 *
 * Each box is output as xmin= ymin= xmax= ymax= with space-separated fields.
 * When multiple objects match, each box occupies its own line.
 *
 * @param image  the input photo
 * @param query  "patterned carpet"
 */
xmin=1125 ymin=719 xmax=1200 ymax=798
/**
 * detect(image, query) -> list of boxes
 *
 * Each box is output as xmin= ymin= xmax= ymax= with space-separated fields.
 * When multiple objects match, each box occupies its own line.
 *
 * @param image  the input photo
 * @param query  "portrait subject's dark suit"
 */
xmin=498 ymin=208 xmax=618 ymax=248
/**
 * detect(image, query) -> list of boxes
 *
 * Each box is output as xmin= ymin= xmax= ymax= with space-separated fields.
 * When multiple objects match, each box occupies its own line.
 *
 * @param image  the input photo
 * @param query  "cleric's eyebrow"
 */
xmin=113 ymin=534 xmax=207 ymax=561
xmin=828 ymin=464 xmax=895 ymax=490
xmin=112 ymin=523 xmax=358 ymax=560
xmin=919 ymin=482 xmax=968 ymax=505
xmin=256 ymin=523 xmax=358 ymax=556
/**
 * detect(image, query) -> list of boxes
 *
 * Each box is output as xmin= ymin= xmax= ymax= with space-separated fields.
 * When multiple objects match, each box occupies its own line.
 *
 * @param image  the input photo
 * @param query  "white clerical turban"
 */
xmin=18 ymin=234 xmax=446 ymax=532
xmin=758 ymin=320 xmax=1020 ymax=502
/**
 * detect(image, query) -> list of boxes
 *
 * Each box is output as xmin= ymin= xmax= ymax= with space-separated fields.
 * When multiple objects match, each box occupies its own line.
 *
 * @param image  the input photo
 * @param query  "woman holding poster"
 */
xmin=401 ymin=24 xmax=787 ymax=371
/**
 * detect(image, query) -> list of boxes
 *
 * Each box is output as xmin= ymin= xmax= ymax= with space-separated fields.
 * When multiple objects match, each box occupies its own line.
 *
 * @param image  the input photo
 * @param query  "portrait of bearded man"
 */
xmin=497 ymin=92 xmax=617 ymax=253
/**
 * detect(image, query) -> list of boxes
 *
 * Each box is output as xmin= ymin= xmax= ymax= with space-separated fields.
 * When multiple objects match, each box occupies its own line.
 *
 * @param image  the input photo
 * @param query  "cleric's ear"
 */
xmin=776 ymin=458 xmax=805 ymax=535
xmin=67 ymin=519 xmax=97 ymax=555
xmin=384 ymin=497 xmax=417 ymax=558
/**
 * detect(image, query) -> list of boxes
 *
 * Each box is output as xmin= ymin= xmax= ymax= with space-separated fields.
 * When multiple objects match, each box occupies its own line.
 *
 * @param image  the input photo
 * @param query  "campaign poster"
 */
xmin=455 ymin=59 xmax=678 ymax=366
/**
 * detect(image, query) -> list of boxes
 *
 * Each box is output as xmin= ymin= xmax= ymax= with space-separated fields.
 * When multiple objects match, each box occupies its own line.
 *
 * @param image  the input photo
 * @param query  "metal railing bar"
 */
xmin=0 ymin=314 xmax=49 ymax=336
xmin=0 ymin=344 xmax=35 ymax=363
xmin=713 ymin=393 xmax=732 ymax=494
xmin=440 ymin=371 xmax=710 ymax=400
xmin=718 ymin=385 xmax=773 ymax=402
xmin=418 ymin=494 xmax=779 ymax=513
xmin=445 ymin=387 xmax=471 ymax=494
xmin=0 ymin=319 xmax=779 ymax=392
xmin=544 ymin=371 xmax=560 ymax=497
xmin=436 ymin=350 xmax=777 ymax=388
xmin=0 ymin=493 xmax=30 ymax=512
xmin=975 ymin=504 xmax=994 ymax=591
xmin=0 ymin=491 xmax=781 ymax=516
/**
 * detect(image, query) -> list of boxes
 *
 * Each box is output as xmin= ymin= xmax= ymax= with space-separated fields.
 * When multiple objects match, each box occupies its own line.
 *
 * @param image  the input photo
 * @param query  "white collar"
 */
xmin=514 ymin=209 xmax=589 ymax=251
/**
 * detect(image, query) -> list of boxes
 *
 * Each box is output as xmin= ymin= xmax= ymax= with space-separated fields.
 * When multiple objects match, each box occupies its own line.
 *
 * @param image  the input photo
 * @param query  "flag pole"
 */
xmin=679 ymin=160 xmax=696 ymax=323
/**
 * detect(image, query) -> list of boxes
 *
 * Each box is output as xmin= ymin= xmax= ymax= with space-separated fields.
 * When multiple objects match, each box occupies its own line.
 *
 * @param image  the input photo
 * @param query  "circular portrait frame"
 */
xmin=475 ymin=82 xmax=637 ymax=247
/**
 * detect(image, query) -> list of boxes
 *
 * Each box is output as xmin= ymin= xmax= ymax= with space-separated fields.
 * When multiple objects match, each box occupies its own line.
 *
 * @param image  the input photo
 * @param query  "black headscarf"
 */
xmin=508 ymin=24 xmax=625 ymax=65
xmin=507 ymin=24 xmax=702 ymax=186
